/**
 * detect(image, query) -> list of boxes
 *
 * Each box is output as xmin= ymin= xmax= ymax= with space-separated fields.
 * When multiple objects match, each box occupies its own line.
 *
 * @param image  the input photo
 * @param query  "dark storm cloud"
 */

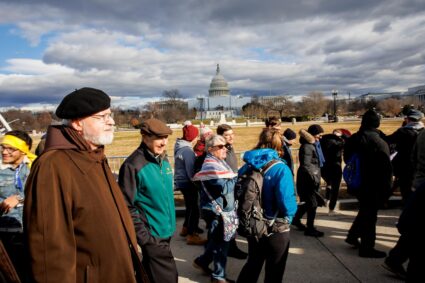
xmin=1 ymin=0 xmax=425 ymax=107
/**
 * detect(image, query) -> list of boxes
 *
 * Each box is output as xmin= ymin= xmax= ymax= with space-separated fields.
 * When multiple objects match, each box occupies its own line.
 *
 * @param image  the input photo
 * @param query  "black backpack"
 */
xmin=235 ymin=160 xmax=280 ymax=239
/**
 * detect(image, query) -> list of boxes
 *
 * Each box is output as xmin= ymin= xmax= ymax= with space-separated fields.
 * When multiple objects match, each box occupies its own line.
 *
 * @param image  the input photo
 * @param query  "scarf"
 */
xmin=192 ymin=154 xmax=237 ymax=181
xmin=314 ymin=141 xmax=325 ymax=168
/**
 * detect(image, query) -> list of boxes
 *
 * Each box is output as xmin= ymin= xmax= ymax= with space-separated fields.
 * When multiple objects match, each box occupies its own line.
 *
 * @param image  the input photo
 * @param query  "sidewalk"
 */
xmin=171 ymin=205 xmax=405 ymax=283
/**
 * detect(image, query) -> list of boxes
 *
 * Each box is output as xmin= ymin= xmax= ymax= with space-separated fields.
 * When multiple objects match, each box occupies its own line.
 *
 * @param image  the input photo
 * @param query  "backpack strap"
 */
xmin=258 ymin=159 xmax=284 ymax=227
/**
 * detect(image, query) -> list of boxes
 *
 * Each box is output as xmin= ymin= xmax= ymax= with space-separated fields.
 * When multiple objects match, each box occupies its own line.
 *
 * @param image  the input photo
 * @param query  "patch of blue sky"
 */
xmin=0 ymin=24 xmax=49 ymax=70
xmin=247 ymin=47 xmax=296 ymax=63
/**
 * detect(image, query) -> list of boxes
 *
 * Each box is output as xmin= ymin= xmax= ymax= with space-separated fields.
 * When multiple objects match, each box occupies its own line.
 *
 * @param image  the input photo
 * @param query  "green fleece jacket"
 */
xmin=118 ymin=142 xmax=175 ymax=245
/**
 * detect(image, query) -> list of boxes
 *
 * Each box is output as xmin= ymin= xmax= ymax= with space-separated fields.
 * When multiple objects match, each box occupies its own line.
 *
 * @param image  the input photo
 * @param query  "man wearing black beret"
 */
xmin=24 ymin=87 xmax=148 ymax=282
xmin=118 ymin=118 xmax=178 ymax=283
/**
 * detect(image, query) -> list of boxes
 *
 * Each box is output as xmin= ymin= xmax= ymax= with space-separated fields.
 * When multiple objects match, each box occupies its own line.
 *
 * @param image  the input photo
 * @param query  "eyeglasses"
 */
xmin=90 ymin=113 xmax=113 ymax=122
xmin=0 ymin=145 xmax=19 ymax=154
xmin=214 ymin=144 xmax=226 ymax=149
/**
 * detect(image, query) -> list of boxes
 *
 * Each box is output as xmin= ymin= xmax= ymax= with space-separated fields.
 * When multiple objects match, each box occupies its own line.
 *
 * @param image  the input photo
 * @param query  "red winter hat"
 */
xmin=183 ymin=125 xmax=199 ymax=142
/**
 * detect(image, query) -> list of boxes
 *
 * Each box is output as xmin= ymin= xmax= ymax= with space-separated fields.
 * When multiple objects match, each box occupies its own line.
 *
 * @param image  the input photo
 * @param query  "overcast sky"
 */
xmin=1 ymin=0 xmax=425 ymax=109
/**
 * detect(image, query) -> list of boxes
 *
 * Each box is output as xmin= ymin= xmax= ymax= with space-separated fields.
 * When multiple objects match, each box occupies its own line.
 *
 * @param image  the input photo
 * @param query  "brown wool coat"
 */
xmin=24 ymin=126 xmax=148 ymax=283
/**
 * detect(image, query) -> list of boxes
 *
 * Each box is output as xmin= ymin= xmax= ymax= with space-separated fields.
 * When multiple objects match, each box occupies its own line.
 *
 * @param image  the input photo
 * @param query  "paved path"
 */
xmin=172 ymin=206 xmax=405 ymax=283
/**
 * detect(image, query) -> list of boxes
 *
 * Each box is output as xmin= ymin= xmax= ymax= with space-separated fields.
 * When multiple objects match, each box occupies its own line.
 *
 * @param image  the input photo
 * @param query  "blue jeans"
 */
xmin=197 ymin=210 xmax=230 ymax=281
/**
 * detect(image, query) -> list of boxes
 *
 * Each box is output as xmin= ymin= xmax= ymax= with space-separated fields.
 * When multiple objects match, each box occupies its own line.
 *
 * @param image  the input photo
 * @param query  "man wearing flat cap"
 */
xmin=118 ymin=118 xmax=178 ymax=283
xmin=24 ymin=87 xmax=148 ymax=283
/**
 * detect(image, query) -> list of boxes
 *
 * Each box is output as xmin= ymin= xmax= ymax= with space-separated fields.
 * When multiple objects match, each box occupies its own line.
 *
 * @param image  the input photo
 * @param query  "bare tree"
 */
xmin=163 ymin=89 xmax=182 ymax=101
xmin=297 ymin=91 xmax=328 ymax=118
xmin=377 ymin=98 xmax=402 ymax=117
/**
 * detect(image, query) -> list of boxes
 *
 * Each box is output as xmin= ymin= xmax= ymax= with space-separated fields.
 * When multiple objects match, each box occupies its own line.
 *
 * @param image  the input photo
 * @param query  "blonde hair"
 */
xmin=254 ymin=128 xmax=284 ymax=157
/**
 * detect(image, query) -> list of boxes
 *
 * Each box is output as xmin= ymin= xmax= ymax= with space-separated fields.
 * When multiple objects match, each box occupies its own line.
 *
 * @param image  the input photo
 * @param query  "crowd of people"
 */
xmin=0 ymin=87 xmax=424 ymax=283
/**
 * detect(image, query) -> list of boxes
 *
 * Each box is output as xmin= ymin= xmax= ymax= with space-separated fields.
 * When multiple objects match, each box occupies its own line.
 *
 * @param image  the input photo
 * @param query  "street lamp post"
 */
xmin=332 ymin=89 xmax=338 ymax=122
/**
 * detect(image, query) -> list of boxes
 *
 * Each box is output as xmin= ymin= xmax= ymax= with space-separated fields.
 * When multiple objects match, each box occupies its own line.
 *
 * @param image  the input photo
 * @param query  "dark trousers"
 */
xmin=0 ymin=232 xmax=30 ymax=283
xmin=237 ymin=232 xmax=290 ymax=283
xmin=387 ymin=233 xmax=408 ymax=265
xmin=347 ymin=200 xmax=378 ymax=250
xmin=179 ymin=184 xmax=201 ymax=234
xmin=293 ymin=203 xmax=317 ymax=229
xmin=323 ymin=167 xmax=342 ymax=211
xmin=141 ymin=237 xmax=178 ymax=283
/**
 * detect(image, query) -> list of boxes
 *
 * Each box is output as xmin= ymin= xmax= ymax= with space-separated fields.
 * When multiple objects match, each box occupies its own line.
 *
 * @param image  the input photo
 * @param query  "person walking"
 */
xmin=174 ymin=124 xmax=207 ymax=245
xmin=216 ymin=124 xmax=247 ymax=260
xmin=282 ymin=128 xmax=297 ymax=174
xmin=192 ymin=134 xmax=238 ymax=283
xmin=344 ymin=109 xmax=392 ymax=258
xmin=384 ymin=109 xmax=424 ymax=202
xmin=320 ymin=129 xmax=348 ymax=215
xmin=291 ymin=124 xmax=325 ymax=237
xmin=24 ymin=87 xmax=147 ymax=282
xmin=236 ymin=129 xmax=297 ymax=283
xmin=118 ymin=118 xmax=178 ymax=283
xmin=1 ymin=130 xmax=36 ymax=282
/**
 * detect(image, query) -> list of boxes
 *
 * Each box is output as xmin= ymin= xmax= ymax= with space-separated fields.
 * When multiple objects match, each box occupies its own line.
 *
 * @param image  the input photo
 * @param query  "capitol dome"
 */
xmin=209 ymin=64 xmax=230 ymax=97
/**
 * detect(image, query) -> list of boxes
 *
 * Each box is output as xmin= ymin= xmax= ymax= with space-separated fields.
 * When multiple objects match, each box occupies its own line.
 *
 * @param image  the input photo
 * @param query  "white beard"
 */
xmin=82 ymin=129 xmax=114 ymax=146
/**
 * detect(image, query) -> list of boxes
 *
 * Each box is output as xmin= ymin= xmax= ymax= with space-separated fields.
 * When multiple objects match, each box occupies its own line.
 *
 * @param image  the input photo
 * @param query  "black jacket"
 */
xmin=344 ymin=127 xmax=392 ymax=204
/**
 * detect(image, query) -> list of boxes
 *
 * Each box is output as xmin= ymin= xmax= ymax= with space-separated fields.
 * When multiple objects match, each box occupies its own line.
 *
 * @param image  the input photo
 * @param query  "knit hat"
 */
xmin=56 ymin=87 xmax=110 ymax=119
xmin=361 ymin=109 xmax=380 ymax=128
xmin=182 ymin=125 xmax=199 ymax=142
xmin=406 ymin=109 xmax=424 ymax=121
xmin=139 ymin=118 xmax=173 ymax=136
xmin=307 ymin=124 xmax=324 ymax=136
xmin=200 ymin=126 xmax=213 ymax=141
xmin=283 ymin=128 xmax=296 ymax=141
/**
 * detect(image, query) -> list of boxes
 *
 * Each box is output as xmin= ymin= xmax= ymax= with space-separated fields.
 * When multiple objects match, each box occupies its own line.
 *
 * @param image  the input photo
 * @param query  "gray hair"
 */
xmin=205 ymin=134 xmax=226 ymax=151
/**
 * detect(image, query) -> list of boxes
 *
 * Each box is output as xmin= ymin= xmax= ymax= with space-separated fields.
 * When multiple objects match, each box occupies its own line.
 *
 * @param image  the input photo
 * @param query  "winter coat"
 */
xmin=24 ymin=125 xmax=146 ymax=283
xmin=413 ymin=129 xmax=425 ymax=189
xmin=385 ymin=122 xmax=423 ymax=178
xmin=239 ymin=148 xmax=297 ymax=223
xmin=118 ymin=142 xmax=175 ymax=243
xmin=296 ymin=129 xmax=321 ymax=203
xmin=344 ymin=127 xmax=392 ymax=204
xmin=282 ymin=143 xmax=294 ymax=174
xmin=193 ymin=154 xmax=237 ymax=213
xmin=173 ymin=138 xmax=197 ymax=189
xmin=224 ymin=144 xmax=238 ymax=172
xmin=320 ymin=133 xmax=344 ymax=182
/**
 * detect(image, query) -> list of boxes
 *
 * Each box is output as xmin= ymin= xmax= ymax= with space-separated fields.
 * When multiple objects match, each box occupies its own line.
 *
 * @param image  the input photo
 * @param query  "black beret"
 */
xmin=361 ymin=109 xmax=380 ymax=129
xmin=55 ymin=87 xmax=111 ymax=119
xmin=307 ymin=124 xmax=324 ymax=136
xmin=283 ymin=128 xmax=296 ymax=140
xmin=140 ymin=118 xmax=173 ymax=136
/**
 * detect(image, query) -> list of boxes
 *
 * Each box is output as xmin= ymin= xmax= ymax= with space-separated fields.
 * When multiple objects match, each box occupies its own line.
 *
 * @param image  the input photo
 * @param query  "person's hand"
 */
xmin=0 ymin=195 xmax=20 ymax=214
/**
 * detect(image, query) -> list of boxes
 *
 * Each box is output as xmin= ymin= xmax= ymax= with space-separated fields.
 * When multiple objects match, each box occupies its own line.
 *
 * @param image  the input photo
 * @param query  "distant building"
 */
xmin=188 ymin=64 xmax=251 ymax=120
xmin=405 ymin=85 xmax=425 ymax=103
xmin=356 ymin=92 xmax=402 ymax=102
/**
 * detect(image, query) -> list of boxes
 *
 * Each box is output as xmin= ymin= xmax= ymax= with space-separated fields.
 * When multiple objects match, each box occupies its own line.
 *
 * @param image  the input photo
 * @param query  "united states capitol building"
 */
xmin=187 ymin=64 xmax=251 ymax=120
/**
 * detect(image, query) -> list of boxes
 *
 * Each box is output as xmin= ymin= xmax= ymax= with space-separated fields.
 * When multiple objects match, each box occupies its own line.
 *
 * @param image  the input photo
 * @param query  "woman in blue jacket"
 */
xmin=237 ymin=128 xmax=297 ymax=283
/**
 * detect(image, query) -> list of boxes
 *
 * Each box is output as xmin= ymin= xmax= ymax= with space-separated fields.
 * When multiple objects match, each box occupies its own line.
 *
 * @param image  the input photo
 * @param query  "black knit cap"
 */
xmin=307 ymin=124 xmax=324 ymax=136
xmin=55 ymin=87 xmax=111 ymax=119
xmin=283 ymin=128 xmax=296 ymax=140
xmin=361 ymin=109 xmax=380 ymax=128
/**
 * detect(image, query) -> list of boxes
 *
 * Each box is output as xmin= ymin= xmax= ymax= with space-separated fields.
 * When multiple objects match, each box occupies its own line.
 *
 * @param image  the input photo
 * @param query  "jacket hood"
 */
xmin=299 ymin=129 xmax=315 ymax=144
xmin=242 ymin=148 xmax=280 ymax=170
xmin=43 ymin=125 xmax=105 ymax=161
xmin=174 ymin=138 xmax=193 ymax=153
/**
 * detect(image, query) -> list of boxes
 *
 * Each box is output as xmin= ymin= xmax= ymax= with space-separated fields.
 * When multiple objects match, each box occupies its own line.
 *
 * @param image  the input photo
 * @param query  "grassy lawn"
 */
xmin=105 ymin=118 xmax=403 ymax=157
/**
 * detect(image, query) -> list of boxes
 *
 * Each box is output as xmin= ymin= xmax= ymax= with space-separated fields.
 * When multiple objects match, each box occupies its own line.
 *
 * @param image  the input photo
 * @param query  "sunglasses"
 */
xmin=214 ymin=144 xmax=226 ymax=149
